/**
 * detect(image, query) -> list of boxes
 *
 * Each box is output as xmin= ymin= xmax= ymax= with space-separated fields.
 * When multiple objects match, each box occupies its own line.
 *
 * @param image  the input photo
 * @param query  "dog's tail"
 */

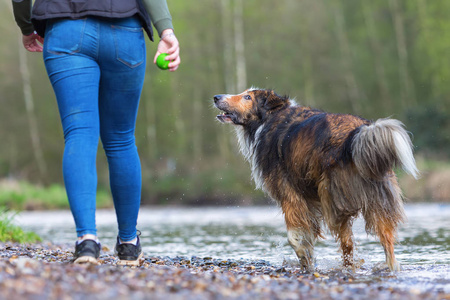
xmin=352 ymin=118 xmax=419 ymax=180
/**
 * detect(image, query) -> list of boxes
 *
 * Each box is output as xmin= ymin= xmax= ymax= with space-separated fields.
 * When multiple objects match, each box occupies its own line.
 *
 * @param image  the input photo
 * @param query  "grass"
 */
xmin=0 ymin=179 xmax=111 ymax=244
xmin=0 ymin=179 xmax=112 ymax=210
xmin=0 ymin=207 xmax=41 ymax=243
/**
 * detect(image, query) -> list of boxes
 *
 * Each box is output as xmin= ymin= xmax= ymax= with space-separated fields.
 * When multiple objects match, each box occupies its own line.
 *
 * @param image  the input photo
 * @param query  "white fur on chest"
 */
xmin=234 ymin=126 xmax=266 ymax=191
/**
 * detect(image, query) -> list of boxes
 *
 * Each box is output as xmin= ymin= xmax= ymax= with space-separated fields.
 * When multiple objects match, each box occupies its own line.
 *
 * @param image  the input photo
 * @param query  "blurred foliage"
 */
xmin=0 ymin=179 xmax=111 ymax=210
xmin=0 ymin=207 xmax=41 ymax=243
xmin=1 ymin=0 xmax=449 ymax=205
xmin=405 ymin=105 xmax=450 ymax=157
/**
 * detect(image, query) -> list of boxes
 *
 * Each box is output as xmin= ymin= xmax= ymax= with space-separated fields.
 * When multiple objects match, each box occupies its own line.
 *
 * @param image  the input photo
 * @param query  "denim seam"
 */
xmin=111 ymin=25 xmax=143 ymax=33
xmin=112 ymin=25 xmax=144 ymax=69
xmin=46 ymin=19 xmax=87 ymax=56
xmin=95 ymin=21 xmax=100 ymax=61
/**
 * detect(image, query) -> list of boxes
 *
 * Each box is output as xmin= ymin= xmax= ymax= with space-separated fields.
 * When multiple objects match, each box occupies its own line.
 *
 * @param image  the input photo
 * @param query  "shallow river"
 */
xmin=15 ymin=203 xmax=450 ymax=293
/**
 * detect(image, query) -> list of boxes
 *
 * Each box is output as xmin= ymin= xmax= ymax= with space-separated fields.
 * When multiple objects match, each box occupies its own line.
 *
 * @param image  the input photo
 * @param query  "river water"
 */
xmin=15 ymin=203 xmax=450 ymax=293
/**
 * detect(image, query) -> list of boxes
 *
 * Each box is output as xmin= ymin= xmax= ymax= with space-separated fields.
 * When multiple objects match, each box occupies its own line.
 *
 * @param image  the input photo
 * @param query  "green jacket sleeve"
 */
xmin=12 ymin=0 xmax=34 ymax=35
xmin=143 ymin=0 xmax=174 ymax=37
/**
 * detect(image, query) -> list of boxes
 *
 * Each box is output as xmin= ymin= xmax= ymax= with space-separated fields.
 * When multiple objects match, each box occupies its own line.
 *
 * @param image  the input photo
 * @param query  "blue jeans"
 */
xmin=43 ymin=17 xmax=146 ymax=242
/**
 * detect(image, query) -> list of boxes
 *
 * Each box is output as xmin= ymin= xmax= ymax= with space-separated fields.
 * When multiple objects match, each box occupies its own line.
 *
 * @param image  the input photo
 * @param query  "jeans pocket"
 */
xmin=112 ymin=25 xmax=145 ymax=68
xmin=45 ymin=19 xmax=85 ymax=55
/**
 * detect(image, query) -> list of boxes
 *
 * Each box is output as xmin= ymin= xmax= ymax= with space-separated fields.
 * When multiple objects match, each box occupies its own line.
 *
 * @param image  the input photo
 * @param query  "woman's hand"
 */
xmin=154 ymin=29 xmax=180 ymax=72
xmin=23 ymin=32 xmax=44 ymax=52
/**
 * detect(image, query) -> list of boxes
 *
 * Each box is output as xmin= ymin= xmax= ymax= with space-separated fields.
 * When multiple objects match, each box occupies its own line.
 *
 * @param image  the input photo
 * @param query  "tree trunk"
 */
xmin=362 ymin=1 xmax=391 ymax=112
xmin=416 ymin=0 xmax=437 ymax=100
xmin=18 ymin=37 xmax=48 ymax=180
xmin=217 ymin=0 xmax=235 ymax=163
xmin=333 ymin=2 xmax=365 ymax=113
xmin=192 ymin=89 xmax=202 ymax=164
xmin=389 ymin=0 xmax=416 ymax=107
xmin=220 ymin=0 xmax=236 ymax=93
xmin=171 ymin=76 xmax=186 ymax=158
xmin=233 ymin=0 xmax=247 ymax=92
xmin=298 ymin=0 xmax=317 ymax=106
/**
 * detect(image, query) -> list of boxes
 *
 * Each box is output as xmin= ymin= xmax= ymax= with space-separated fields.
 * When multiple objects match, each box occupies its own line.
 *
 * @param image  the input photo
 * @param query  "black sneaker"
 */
xmin=73 ymin=239 xmax=100 ymax=265
xmin=114 ymin=235 xmax=143 ymax=266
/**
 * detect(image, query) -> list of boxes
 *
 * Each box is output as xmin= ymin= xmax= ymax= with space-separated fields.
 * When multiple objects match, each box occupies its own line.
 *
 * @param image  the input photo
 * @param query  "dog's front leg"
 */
xmin=281 ymin=197 xmax=319 ymax=272
xmin=287 ymin=228 xmax=316 ymax=272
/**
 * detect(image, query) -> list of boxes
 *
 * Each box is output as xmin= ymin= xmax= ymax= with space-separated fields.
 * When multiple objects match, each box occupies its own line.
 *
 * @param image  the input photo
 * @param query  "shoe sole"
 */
xmin=74 ymin=256 xmax=100 ymax=265
xmin=116 ymin=252 xmax=143 ymax=266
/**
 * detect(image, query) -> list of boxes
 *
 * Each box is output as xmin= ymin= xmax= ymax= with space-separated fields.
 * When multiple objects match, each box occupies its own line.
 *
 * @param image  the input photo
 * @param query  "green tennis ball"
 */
xmin=156 ymin=53 xmax=170 ymax=70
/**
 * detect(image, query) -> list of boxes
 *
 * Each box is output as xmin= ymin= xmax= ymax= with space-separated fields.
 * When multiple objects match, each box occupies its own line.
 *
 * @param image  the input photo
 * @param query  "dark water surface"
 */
xmin=16 ymin=203 xmax=450 ymax=293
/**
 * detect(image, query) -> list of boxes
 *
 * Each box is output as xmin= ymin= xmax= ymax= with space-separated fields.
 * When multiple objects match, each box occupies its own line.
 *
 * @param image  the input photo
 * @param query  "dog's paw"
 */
xmin=388 ymin=260 xmax=401 ymax=272
xmin=371 ymin=261 xmax=401 ymax=273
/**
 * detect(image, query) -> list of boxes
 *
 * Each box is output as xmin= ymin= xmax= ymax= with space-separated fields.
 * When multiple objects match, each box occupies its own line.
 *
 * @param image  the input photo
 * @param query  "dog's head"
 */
xmin=213 ymin=88 xmax=290 ymax=125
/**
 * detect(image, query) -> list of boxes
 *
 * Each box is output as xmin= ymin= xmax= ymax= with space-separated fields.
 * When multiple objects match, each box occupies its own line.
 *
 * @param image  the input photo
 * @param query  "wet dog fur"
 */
xmin=213 ymin=88 xmax=419 ymax=272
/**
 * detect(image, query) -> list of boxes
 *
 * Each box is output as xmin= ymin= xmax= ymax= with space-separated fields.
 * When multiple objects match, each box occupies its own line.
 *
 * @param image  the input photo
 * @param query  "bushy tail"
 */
xmin=352 ymin=118 xmax=419 ymax=180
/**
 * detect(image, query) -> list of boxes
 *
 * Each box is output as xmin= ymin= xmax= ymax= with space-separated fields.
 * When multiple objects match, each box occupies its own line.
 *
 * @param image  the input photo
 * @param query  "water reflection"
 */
xmin=16 ymin=204 xmax=449 ymax=270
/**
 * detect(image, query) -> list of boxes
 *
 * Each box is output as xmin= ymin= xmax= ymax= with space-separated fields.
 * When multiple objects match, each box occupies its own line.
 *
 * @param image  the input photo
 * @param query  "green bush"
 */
xmin=0 ymin=207 xmax=41 ymax=243
xmin=0 ymin=180 xmax=112 ymax=210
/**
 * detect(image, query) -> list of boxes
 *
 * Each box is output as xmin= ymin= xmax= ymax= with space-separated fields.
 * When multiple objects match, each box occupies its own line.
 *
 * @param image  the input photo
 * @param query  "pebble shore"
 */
xmin=0 ymin=243 xmax=448 ymax=300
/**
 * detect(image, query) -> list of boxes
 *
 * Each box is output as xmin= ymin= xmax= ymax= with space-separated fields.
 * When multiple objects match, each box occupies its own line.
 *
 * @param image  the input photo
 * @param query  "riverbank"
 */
xmin=399 ymin=163 xmax=450 ymax=202
xmin=1 ymin=157 xmax=450 ymax=210
xmin=0 ymin=243 xmax=448 ymax=300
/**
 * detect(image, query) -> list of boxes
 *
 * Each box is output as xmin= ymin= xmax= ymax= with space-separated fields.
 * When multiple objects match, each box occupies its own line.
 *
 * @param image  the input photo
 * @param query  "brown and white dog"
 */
xmin=213 ymin=88 xmax=419 ymax=272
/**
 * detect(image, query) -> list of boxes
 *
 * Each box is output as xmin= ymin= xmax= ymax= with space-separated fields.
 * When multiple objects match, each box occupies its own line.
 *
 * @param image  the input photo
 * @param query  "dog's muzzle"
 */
xmin=213 ymin=94 xmax=234 ymax=124
xmin=214 ymin=94 xmax=225 ymax=104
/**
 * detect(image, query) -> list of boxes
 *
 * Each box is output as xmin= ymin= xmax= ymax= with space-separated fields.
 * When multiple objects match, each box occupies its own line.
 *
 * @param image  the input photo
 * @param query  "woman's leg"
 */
xmin=43 ymin=18 xmax=101 ymax=238
xmin=97 ymin=17 xmax=147 ymax=242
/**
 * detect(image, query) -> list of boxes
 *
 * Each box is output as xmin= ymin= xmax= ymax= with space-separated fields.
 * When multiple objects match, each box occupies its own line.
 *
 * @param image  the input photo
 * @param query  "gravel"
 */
xmin=0 ymin=243 xmax=447 ymax=300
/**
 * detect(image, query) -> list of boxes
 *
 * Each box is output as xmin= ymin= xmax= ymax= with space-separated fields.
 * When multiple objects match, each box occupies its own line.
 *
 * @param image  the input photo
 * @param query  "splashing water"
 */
xmin=15 ymin=203 xmax=450 ymax=293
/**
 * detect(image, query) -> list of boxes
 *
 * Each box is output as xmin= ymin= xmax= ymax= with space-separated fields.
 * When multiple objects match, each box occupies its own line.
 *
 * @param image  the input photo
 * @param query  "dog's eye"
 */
xmin=243 ymin=95 xmax=251 ymax=100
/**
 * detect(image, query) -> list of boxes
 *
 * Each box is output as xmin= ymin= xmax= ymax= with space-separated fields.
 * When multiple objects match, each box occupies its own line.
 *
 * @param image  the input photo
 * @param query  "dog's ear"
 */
xmin=263 ymin=91 xmax=288 ymax=111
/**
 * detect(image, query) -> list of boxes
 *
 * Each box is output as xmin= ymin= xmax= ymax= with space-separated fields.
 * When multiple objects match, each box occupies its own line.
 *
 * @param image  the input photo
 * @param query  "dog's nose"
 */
xmin=214 ymin=95 xmax=223 ymax=103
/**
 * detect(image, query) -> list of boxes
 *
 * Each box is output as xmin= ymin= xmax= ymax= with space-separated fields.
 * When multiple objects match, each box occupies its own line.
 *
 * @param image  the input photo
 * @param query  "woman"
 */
xmin=12 ymin=0 xmax=181 ymax=266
